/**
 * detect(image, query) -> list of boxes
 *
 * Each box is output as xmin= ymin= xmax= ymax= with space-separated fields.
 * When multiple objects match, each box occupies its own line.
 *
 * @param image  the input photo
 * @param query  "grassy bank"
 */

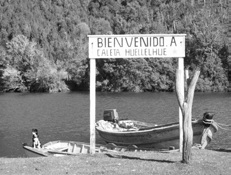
xmin=0 ymin=149 xmax=230 ymax=175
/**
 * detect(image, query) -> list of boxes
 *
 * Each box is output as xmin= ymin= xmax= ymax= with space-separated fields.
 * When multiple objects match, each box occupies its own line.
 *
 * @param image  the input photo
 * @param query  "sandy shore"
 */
xmin=0 ymin=149 xmax=230 ymax=175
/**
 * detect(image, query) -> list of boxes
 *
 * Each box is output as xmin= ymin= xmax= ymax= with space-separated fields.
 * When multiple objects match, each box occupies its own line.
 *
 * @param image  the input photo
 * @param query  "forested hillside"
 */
xmin=0 ymin=0 xmax=229 ymax=92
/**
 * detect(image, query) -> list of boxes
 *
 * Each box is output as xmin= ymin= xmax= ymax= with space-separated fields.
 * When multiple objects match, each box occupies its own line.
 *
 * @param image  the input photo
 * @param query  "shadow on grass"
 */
xmin=211 ymin=148 xmax=231 ymax=153
xmin=105 ymin=153 xmax=176 ymax=163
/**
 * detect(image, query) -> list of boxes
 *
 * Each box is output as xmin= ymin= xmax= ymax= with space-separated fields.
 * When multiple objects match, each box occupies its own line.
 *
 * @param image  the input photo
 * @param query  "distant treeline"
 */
xmin=0 ymin=0 xmax=229 ymax=92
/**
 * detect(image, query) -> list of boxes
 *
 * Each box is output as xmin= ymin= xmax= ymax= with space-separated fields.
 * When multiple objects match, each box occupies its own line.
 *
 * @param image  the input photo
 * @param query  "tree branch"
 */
xmin=186 ymin=70 xmax=200 ymax=105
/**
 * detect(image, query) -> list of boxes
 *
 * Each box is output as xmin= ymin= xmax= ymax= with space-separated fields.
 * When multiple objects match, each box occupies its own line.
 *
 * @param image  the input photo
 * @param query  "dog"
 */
xmin=32 ymin=129 xmax=41 ymax=148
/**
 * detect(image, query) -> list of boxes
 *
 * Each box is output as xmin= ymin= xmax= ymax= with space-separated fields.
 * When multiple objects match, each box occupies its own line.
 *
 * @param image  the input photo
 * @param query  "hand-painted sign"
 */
xmin=88 ymin=34 xmax=186 ymax=58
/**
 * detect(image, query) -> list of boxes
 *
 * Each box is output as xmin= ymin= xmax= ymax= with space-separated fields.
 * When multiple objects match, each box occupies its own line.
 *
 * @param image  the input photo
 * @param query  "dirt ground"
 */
xmin=0 ymin=149 xmax=230 ymax=175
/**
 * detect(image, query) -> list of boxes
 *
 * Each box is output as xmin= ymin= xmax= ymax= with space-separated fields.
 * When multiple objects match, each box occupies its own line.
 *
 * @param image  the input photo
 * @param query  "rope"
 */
xmin=203 ymin=119 xmax=214 ymax=125
xmin=198 ymin=112 xmax=231 ymax=131
xmin=215 ymin=123 xmax=231 ymax=131
xmin=203 ymin=118 xmax=214 ymax=125
xmin=216 ymin=122 xmax=231 ymax=127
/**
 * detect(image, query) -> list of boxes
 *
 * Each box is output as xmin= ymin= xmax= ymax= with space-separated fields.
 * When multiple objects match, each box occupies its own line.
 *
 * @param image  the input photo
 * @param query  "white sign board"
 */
xmin=88 ymin=34 xmax=186 ymax=58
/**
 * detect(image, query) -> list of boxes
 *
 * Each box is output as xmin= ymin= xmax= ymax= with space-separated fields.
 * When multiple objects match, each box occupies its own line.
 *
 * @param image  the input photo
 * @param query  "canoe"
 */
xmin=96 ymin=109 xmax=218 ymax=150
xmin=22 ymin=140 xmax=114 ymax=157
xmin=22 ymin=144 xmax=50 ymax=157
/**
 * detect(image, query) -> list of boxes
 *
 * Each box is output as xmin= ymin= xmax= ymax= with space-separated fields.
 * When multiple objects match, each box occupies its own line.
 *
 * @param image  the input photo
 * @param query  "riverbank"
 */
xmin=0 ymin=149 xmax=230 ymax=175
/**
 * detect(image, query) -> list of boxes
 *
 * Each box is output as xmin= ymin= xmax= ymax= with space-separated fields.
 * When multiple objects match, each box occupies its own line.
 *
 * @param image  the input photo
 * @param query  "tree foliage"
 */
xmin=0 ymin=0 xmax=229 ymax=92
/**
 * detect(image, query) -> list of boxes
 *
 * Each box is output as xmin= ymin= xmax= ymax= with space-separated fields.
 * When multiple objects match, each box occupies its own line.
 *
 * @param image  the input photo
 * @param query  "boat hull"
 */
xmin=23 ymin=141 xmax=114 ymax=157
xmin=96 ymin=119 xmax=218 ymax=149
xmin=23 ymin=145 xmax=49 ymax=157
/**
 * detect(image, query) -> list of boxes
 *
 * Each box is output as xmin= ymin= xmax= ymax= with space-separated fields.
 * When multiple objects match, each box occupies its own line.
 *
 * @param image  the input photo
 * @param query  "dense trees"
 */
xmin=0 ymin=0 xmax=229 ymax=92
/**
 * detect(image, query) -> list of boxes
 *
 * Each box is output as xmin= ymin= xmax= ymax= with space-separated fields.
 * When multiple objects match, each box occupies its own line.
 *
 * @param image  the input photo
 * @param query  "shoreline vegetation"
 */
xmin=0 ymin=149 xmax=230 ymax=175
xmin=0 ymin=1 xmax=229 ymax=93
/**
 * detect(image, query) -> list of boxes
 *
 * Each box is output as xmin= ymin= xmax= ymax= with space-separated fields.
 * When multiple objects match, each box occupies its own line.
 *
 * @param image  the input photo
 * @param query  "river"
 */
xmin=0 ymin=92 xmax=230 ymax=157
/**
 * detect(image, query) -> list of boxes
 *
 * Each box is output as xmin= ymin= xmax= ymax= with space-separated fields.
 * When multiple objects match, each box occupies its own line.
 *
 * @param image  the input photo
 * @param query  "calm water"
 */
xmin=0 ymin=92 xmax=230 ymax=157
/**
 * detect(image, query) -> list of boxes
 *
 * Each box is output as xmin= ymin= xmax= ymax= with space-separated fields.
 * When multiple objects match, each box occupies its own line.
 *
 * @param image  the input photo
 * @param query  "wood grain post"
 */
xmin=90 ymin=58 xmax=96 ymax=154
xmin=178 ymin=58 xmax=184 ymax=153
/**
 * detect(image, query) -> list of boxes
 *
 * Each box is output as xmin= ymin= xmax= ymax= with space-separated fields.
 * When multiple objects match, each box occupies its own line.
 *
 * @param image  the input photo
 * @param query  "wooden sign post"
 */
xmin=178 ymin=57 xmax=184 ymax=153
xmin=89 ymin=58 xmax=96 ymax=154
xmin=88 ymin=34 xmax=186 ymax=154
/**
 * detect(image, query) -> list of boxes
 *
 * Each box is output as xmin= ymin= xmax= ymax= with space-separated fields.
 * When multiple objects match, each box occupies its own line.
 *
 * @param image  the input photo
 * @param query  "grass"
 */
xmin=0 ymin=149 xmax=230 ymax=175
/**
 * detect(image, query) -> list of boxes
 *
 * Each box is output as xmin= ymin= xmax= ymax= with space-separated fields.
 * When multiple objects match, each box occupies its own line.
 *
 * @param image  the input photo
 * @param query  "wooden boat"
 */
xmin=96 ymin=109 xmax=218 ymax=150
xmin=22 ymin=140 xmax=114 ymax=157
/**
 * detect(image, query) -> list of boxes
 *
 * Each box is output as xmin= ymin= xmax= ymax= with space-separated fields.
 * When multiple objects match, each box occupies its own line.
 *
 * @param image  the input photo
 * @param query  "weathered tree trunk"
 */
xmin=176 ymin=69 xmax=200 ymax=164
xmin=182 ymin=103 xmax=193 ymax=163
xmin=228 ymin=0 xmax=231 ymax=91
